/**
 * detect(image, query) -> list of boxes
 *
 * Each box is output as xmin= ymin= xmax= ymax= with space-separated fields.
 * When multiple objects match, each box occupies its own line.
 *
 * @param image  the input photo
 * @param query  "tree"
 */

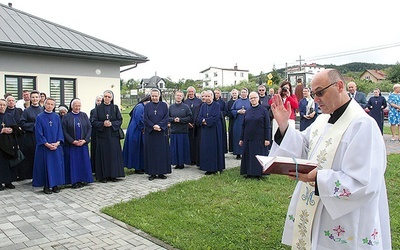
xmin=386 ymin=63 xmax=400 ymax=83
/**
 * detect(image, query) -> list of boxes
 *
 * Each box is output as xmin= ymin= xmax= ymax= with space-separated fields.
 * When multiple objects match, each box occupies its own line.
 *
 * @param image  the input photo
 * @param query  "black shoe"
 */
xmin=5 ymin=183 xmax=15 ymax=189
xmin=191 ymin=161 xmax=196 ymax=165
xmin=71 ymin=183 xmax=81 ymax=189
xmin=174 ymin=165 xmax=184 ymax=169
xmin=134 ymin=169 xmax=145 ymax=174
xmin=52 ymin=186 xmax=60 ymax=193
xmin=0 ymin=185 xmax=4 ymax=191
xmin=148 ymin=175 xmax=156 ymax=181
xmin=100 ymin=179 xmax=108 ymax=183
xmin=109 ymin=178 xmax=118 ymax=182
xmin=236 ymin=155 xmax=241 ymax=159
xmin=205 ymin=171 xmax=215 ymax=175
xmin=43 ymin=187 xmax=52 ymax=194
xmin=158 ymin=174 xmax=167 ymax=179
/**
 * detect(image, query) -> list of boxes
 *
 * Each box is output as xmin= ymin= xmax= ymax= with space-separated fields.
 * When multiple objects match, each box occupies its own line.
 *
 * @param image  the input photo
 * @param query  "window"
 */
xmin=240 ymin=73 xmax=244 ymax=77
xmin=205 ymin=73 xmax=209 ymax=78
xmin=214 ymin=81 xmax=218 ymax=86
xmin=234 ymin=72 xmax=237 ymax=76
xmin=365 ymin=76 xmax=370 ymax=80
xmin=50 ymin=78 xmax=76 ymax=106
xmin=214 ymin=72 xmax=218 ymax=77
xmin=5 ymin=75 xmax=36 ymax=98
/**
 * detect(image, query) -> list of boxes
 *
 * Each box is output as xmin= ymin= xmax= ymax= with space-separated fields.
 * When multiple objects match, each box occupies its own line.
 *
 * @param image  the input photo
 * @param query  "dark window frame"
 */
xmin=4 ymin=75 xmax=37 ymax=99
xmin=50 ymin=77 xmax=76 ymax=106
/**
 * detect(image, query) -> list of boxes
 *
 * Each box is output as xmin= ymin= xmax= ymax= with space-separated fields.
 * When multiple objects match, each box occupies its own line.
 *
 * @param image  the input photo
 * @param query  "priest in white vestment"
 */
xmin=269 ymin=69 xmax=391 ymax=250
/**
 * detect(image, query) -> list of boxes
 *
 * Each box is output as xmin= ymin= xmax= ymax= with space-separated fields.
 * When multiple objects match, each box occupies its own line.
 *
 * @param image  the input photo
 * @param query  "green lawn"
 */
xmin=102 ymin=154 xmax=400 ymax=249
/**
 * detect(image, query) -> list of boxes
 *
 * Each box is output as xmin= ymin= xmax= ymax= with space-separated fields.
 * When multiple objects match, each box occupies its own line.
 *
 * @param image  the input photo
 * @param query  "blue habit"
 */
xmin=62 ymin=112 xmax=93 ymax=185
xmin=231 ymin=98 xmax=251 ymax=155
xmin=143 ymin=101 xmax=171 ymax=175
xmin=32 ymin=111 xmax=65 ymax=188
xmin=239 ymin=105 xmax=271 ymax=176
xmin=367 ymin=95 xmax=387 ymax=134
xmin=18 ymin=105 xmax=43 ymax=180
xmin=299 ymin=98 xmax=318 ymax=131
xmin=215 ymin=98 xmax=228 ymax=153
xmin=169 ymin=102 xmax=192 ymax=166
xmin=123 ymin=103 xmax=146 ymax=170
xmin=197 ymin=101 xmax=225 ymax=172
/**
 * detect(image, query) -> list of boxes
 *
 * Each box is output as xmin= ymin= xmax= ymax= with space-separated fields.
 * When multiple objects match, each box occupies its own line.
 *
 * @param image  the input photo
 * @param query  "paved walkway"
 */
xmin=1 ymin=137 xmax=399 ymax=250
xmin=0 ymin=154 xmax=240 ymax=250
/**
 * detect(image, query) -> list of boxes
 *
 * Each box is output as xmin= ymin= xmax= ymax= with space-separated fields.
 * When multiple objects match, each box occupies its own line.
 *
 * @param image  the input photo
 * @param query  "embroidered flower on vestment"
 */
xmin=323 ymin=226 xmax=349 ymax=244
xmin=333 ymin=180 xmax=352 ymax=199
xmin=333 ymin=225 xmax=345 ymax=236
xmin=362 ymin=229 xmax=380 ymax=246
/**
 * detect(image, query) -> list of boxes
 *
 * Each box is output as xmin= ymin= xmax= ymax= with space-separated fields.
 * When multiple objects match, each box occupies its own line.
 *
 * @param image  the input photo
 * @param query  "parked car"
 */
xmin=365 ymin=92 xmax=389 ymax=119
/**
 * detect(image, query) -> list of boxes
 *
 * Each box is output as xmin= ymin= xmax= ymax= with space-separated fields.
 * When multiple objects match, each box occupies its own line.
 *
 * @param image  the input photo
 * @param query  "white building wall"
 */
xmin=0 ymin=52 xmax=121 ymax=115
xmin=202 ymin=67 xmax=249 ymax=88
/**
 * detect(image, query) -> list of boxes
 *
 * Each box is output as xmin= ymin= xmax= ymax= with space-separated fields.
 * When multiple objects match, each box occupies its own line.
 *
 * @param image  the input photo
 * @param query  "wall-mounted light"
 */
xmin=95 ymin=69 xmax=101 ymax=75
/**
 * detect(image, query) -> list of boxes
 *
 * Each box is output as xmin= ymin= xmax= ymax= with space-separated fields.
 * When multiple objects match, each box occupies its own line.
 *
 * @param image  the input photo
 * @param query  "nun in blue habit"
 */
xmin=143 ymin=89 xmax=171 ymax=180
xmin=122 ymin=95 xmax=150 ymax=173
xmin=32 ymin=98 xmax=65 ymax=194
xmin=62 ymin=98 xmax=93 ymax=188
xmin=196 ymin=90 xmax=225 ymax=175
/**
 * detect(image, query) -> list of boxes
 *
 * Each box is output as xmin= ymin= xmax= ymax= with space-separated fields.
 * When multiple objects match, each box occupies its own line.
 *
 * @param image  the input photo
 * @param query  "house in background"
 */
xmin=287 ymin=63 xmax=325 ymax=88
xmin=360 ymin=70 xmax=387 ymax=83
xmin=138 ymin=75 xmax=167 ymax=94
xmin=200 ymin=64 xmax=249 ymax=88
xmin=0 ymin=3 xmax=148 ymax=114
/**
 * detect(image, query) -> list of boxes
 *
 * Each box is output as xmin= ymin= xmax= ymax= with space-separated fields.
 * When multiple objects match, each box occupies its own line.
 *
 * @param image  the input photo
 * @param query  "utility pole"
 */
xmin=296 ymin=55 xmax=304 ymax=72
xmin=285 ymin=62 xmax=288 ymax=79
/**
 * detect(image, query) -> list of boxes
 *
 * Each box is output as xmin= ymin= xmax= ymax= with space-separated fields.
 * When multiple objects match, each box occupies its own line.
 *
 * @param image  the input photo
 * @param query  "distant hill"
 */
xmin=275 ymin=62 xmax=394 ymax=76
xmin=320 ymin=62 xmax=394 ymax=73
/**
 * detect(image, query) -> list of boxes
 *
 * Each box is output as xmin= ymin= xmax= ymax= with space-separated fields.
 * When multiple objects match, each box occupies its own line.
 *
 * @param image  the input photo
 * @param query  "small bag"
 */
xmin=118 ymin=128 xmax=125 ymax=140
xmin=10 ymin=149 xmax=25 ymax=167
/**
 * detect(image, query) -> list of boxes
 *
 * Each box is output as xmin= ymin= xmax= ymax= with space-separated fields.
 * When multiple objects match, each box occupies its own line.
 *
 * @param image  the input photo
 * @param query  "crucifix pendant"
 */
xmin=1 ymin=122 xmax=5 ymax=128
xmin=206 ymin=113 xmax=208 ymax=117
xmin=49 ymin=121 xmax=53 ymax=127
xmin=154 ymin=110 xmax=157 ymax=115
xmin=106 ymin=114 xmax=109 ymax=120
xmin=77 ymin=122 xmax=81 ymax=128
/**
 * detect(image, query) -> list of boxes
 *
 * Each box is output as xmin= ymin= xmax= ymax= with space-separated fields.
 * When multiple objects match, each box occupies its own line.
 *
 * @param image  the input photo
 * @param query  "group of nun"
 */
xmin=123 ymin=86 xmax=275 ymax=180
xmin=123 ymin=88 xmax=226 ymax=180
xmin=2 ymin=89 xmax=127 ymax=194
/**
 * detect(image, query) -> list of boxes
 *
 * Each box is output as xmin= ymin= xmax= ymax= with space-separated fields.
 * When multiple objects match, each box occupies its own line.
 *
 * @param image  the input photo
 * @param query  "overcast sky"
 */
xmin=8 ymin=0 xmax=400 ymax=81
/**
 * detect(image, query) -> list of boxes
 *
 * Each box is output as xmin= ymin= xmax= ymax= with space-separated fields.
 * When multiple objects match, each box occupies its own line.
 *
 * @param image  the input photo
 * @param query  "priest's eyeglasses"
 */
xmin=310 ymin=82 xmax=337 ymax=98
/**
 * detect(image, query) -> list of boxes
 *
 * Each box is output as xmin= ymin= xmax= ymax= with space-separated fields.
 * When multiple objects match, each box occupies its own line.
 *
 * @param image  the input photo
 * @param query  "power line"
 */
xmin=307 ymin=42 xmax=400 ymax=61
xmin=274 ymin=42 xmax=400 ymax=68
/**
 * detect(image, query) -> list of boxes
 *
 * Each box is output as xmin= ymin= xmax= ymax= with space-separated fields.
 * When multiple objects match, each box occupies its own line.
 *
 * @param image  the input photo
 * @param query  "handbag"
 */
xmin=10 ymin=149 xmax=25 ymax=167
xmin=118 ymin=128 xmax=125 ymax=140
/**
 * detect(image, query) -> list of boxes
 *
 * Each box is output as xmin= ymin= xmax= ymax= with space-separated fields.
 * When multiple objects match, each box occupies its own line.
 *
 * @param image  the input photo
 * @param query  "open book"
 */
xmin=256 ymin=155 xmax=317 ymax=175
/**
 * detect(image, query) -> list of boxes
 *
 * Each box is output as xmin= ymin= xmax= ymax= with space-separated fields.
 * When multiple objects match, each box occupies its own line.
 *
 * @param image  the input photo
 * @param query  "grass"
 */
xmin=102 ymin=154 xmax=400 ymax=249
